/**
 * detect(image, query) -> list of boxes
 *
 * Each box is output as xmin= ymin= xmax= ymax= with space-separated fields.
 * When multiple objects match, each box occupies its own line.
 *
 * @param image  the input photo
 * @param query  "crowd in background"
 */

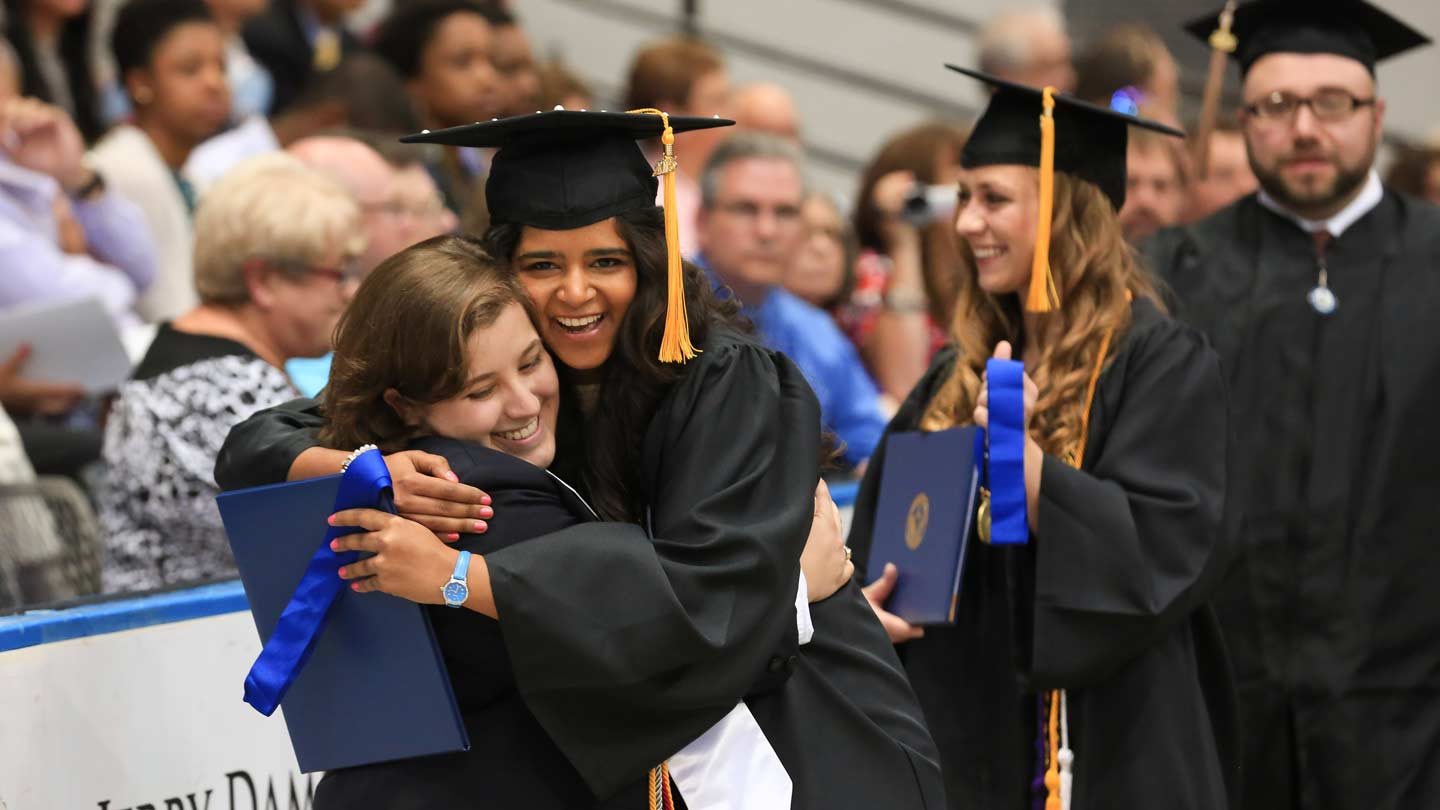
xmin=0 ymin=0 xmax=1436 ymax=609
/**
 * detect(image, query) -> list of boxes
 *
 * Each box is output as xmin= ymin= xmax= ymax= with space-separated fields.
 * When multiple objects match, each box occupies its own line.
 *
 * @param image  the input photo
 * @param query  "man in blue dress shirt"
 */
xmin=694 ymin=132 xmax=886 ymax=469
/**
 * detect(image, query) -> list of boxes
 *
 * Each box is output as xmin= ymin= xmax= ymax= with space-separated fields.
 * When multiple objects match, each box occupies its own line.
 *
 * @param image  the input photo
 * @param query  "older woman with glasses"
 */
xmin=98 ymin=153 xmax=362 ymax=594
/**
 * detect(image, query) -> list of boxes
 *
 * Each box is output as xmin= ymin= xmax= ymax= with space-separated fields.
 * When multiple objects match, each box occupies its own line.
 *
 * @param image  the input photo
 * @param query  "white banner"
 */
xmin=0 ymin=611 xmax=311 ymax=810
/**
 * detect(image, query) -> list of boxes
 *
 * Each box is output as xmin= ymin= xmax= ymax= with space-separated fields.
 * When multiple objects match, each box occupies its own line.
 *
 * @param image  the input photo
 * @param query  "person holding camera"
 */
xmin=846 ymin=122 xmax=969 ymax=402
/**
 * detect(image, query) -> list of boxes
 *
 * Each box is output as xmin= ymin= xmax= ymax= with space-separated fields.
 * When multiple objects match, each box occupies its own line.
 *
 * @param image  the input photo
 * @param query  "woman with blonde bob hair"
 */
xmin=849 ymin=68 xmax=1237 ymax=810
xmin=99 ymin=153 xmax=362 ymax=594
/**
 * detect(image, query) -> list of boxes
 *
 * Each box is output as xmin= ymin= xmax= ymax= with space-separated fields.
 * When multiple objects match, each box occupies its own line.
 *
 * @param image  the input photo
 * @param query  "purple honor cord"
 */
xmin=243 ymin=448 xmax=393 ymax=716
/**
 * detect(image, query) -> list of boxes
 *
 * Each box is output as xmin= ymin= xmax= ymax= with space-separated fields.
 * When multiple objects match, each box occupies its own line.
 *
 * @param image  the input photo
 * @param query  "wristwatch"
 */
xmin=442 ymin=550 xmax=472 ymax=608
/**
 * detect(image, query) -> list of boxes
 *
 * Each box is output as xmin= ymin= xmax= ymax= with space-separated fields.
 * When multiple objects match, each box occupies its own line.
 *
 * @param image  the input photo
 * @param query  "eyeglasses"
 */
xmin=252 ymin=256 xmax=365 ymax=285
xmin=1243 ymin=89 xmax=1376 ymax=124
xmin=714 ymin=200 xmax=803 ymax=226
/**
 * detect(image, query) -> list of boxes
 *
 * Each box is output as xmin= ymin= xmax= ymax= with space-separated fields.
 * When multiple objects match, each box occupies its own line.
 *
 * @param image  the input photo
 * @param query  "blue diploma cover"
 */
xmin=865 ymin=426 xmax=980 ymax=625
xmin=217 ymin=465 xmax=468 ymax=772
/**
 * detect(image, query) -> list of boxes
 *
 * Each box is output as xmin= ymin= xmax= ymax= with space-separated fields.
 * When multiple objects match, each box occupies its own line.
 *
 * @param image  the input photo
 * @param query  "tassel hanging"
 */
xmin=627 ymin=107 xmax=699 ymax=363
xmin=1192 ymin=1 xmax=1239 ymax=179
xmin=1027 ymin=87 xmax=1061 ymax=313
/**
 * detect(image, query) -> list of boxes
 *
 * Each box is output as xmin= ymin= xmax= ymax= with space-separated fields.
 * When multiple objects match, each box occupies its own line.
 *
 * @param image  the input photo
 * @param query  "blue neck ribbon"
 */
xmin=243 ymin=449 xmax=393 ymax=716
xmin=975 ymin=358 xmax=1029 ymax=544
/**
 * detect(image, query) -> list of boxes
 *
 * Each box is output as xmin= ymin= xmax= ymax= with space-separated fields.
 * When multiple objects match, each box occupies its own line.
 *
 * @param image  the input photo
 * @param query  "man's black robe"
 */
xmin=1144 ymin=191 xmax=1440 ymax=810
xmin=216 ymin=329 xmax=945 ymax=809
xmin=847 ymin=298 xmax=1238 ymax=810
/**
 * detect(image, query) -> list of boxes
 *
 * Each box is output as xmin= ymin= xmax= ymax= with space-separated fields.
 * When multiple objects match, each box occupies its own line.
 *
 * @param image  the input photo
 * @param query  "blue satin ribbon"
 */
xmin=243 ymin=449 xmax=393 ymax=716
xmin=978 ymin=358 xmax=1029 ymax=545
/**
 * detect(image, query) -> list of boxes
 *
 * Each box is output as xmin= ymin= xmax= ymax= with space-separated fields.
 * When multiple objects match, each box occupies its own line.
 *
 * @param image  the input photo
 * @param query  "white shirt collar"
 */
xmin=1257 ymin=169 xmax=1384 ymax=239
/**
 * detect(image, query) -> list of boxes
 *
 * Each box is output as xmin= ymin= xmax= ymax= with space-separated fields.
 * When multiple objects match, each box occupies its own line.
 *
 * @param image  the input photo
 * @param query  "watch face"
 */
xmin=443 ymin=581 xmax=469 ymax=604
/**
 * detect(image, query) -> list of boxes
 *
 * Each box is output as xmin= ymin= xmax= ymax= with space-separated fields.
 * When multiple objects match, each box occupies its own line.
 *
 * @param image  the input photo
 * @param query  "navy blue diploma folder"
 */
xmin=217 ymin=475 xmax=468 ymax=773
xmin=865 ymin=428 xmax=980 ymax=625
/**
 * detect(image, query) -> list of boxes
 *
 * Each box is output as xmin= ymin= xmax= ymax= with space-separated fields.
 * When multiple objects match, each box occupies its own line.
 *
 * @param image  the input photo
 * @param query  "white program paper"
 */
xmin=0 ymin=296 xmax=133 ymax=392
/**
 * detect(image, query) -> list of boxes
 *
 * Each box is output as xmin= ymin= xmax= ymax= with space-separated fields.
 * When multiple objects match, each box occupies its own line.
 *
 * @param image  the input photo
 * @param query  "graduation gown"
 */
xmin=313 ymin=436 xmax=659 ymax=809
xmin=215 ymin=328 xmax=945 ymax=809
xmin=847 ymin=298 xmax=1237 ymax=810
xmin=1144 ymin=191 xmax=1440 ymax=810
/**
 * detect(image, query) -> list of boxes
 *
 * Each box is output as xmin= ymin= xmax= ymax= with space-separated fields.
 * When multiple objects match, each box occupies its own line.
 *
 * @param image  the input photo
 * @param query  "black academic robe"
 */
xmin=1144 ymin=191 xmax=1440 ymax=810
xmin=215 ymin=329 xmax=945 ymax=809
xmin=847 ymin=298 xmax=1238 ymax=810
xmin=313 ymin=436 xmax=659 ymax=810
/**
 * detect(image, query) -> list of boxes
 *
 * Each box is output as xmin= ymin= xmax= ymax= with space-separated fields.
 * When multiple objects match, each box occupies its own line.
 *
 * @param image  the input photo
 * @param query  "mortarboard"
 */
xmin=1183 ymin=0 xmax=1431 ymax=76
xmin=945 ymin=64 xmax=1183 ymax=312
xmin=402 ymin=109 xmax=734 ymax=363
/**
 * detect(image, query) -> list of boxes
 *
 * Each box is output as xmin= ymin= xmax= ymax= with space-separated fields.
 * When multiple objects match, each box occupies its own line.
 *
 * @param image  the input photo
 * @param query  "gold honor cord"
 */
xmin=1193 ymin=1 xmax=1239 ymax=179
xmin=627 ymin=108 xmax=699 ymax=363
xmin=1027 ymin=87 xmax=1061 ymax=313
xmin=1042 ymin=293 xmax=1126 ymax=810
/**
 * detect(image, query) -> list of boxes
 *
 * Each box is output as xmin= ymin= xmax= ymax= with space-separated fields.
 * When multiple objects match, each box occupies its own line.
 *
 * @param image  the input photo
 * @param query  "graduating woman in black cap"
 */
xmin=849 ymin=67 xmax=1237 ymax=810
xmin=215 ymin=111 xmax=943 ymax=809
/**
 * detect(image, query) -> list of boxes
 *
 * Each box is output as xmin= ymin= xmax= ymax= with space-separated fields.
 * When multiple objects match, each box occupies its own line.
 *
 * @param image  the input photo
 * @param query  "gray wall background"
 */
xmin=511 ymin=0 xmax=1440 ymax=203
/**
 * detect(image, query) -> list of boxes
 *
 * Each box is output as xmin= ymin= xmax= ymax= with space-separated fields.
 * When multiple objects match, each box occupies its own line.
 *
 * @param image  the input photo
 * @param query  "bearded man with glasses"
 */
xmin=1143 ymin=3 xmax=1440 ymax=809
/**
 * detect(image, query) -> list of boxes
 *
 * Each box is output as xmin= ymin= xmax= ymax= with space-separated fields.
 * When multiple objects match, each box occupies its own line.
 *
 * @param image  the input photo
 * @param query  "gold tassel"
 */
xmin=1192 ymin=1 xmax=1239 ymax=179
xmin=1028 ymin=87 xmax=1060 ymax=313
xmin=627 ymin=107 xmax=699 ymax=363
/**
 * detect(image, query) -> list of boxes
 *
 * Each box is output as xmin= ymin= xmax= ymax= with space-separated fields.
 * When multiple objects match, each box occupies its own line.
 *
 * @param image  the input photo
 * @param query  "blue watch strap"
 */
xmin=452 ymin=550 xmax=472 ymax=582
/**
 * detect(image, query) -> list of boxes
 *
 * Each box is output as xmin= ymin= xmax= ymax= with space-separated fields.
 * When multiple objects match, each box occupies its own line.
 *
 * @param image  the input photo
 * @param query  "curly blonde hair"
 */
xmin=920 ymin=171 xmax=1162 ymax=459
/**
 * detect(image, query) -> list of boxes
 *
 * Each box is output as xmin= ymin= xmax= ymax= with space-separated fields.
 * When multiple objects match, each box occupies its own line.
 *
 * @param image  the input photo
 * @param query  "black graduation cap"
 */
xmin=1183 ymin=0 xmax=1431 ymax=76
xmin=400 ymin=109 xmax=733 ymax=230
xmin=950 ymin=65 xmax=1182 ymax=211
xmin=401 ymin=109 xmax=735 ymax=363
xmin=946 ymin=64 xmax=1183 ymax=312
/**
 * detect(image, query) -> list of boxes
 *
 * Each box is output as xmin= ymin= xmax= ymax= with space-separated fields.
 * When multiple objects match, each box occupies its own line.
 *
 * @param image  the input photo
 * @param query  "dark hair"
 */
xmin=481 ymin=206 xmax=745 ymax=522
xmin=623 ymin=36 xmax=724 ymax=112
xmin=287 ymin=53 xmax=422 ymax=134
xmin=111 ymin=0 xmax=215 ymax=80
xmin=4 ymin=0 xmax=103 ymax=141
xmin=319 ymin=235 xmax=531 ymax=453
xmin=1385 ymin=143 xmax=1440 ymax=199
xmin=372 ymin=0 xmax=490 ymax=80
xmin=1073 ymin=23 xmax=1170 ymax=107
xmin=852 ymin=121 xmax=970 ymax=326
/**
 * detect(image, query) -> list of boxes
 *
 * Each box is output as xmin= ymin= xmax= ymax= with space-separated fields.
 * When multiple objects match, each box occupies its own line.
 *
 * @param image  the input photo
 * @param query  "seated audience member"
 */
xmin=0 ymin=97 xmax=156 ymax=329
xmin=98 ymin=154 xmax=361 ymax=593
xmin=284 ymin=134 xmax=456 ymax=397
xmin=3 ymin=0 xmax=106 ymax=140
xmin=696 ymin=132 xmax=886 ymax=469
xmin=372 ymin=0 xmax=504 ymax=215
xmin=360 ymin=135 xmax=458 ymax=247
xmin=535 ymin=57 xmax=591 ymax=112
xmin=90 ymin=0 xmax=231 ymax=323
xmin=1074 ymin=22 xmax=1181 ymax=125
xmin=733 ymin=81 xmax=800 ymax=141
xmin=625 ymin=36 xmax=732 ymax=253
xmin=976 ymin=7 xmax=1076 ymax=93
xmin=242 ymin=0 xmax=361 ymax=115
xmin=210 ymin=0 xmax=272 ymax=120
xmin=484 ymin=4 xmax=541 ymax=118
xmin=846 ymin=121 xmax=968 ymax=401
xmin=185 ymin=53 xmax=420 ymax=191
xmin=1385 ymin=142 xmax=1440 ymax=207
xmin=783 ymin=191 xmax=856 ymax=313
xmin=1119 ymin=127 xmax=1189 ymax=243
xmin=1184 ymin=110 xmax=1258 ymax=222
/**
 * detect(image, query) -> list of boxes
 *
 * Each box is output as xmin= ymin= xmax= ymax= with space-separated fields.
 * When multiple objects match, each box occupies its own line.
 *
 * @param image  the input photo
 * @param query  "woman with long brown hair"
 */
xmin=850 ymin=68 xmax=1236 ymax=810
